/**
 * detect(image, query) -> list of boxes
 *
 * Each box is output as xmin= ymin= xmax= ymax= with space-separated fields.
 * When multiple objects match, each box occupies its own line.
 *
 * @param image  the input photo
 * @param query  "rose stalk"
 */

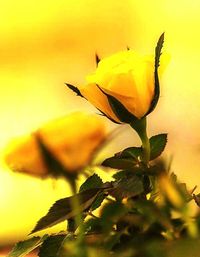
xmin=66 ymin=33 xmax=165 ymax=166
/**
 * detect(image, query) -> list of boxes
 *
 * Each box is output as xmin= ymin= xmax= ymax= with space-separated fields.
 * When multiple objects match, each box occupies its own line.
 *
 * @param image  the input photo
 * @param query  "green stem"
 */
xmin=69 ymin=179 xmax=88 ymax=257
xmin=69 ymin=179 xmax=83 ymax=236
xmin=130 ymin=117 xmax=150 ymax=165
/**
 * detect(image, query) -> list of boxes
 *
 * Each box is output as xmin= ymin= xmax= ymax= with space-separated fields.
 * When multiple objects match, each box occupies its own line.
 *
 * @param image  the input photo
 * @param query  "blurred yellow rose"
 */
xmin=4 ymin=112 xmax=106 ymax=177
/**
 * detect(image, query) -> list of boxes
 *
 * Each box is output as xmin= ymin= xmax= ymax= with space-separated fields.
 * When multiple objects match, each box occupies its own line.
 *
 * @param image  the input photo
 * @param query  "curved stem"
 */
xmin=69 ymin=178 xmax=77 ymax=195
xmin=140 ymin=127 xmax=150 ymax=164
xmin=130 ymin=117 xmax=150 ymax=165
xmin=69 ymin=179 xmax=83 ymax=236
xmin=69 ymin=179 xmax=88 ymax=257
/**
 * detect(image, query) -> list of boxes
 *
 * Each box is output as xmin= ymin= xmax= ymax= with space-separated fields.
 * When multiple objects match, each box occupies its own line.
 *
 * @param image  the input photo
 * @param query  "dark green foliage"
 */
xmin=102 ymin=134 xmax=167 ymax=171
xmin=79 ymin=174 xmax=106 ymax=211
xmin=8 ymin=236 xmax=47 ymax=257
xmin=113 ymin=170 xmax=131 ymax=180
xmin=31 ymin=188 xmax=102 ymax=234
xmin=102 ymin=147 xmax=142 ymax=170
xmin=109 ymin=175 xmax=144 ymax=200
xmin=83 ymin=217 xmax=102 ymax=234
xmin=101 ymin=201 xmax=128 ymax=232
xmin=119 ymin=147 xmax=142 ymax=160
xmin=90 ymin=191 xmax=106 ymax=211
xmin=9 ymin=150 xmax=200 ymax=257
xmin=25 ymin=132 xmax=199 ymax=257
xmin=79 ymin=174 xmax=103 ymax=193
xmin=38 ymin=234 xmax=66 ymax=257
xmin=102 ymin=156 xmax=136 ymax=169
xmin=150 ymin=134 xmax=167 ymax=160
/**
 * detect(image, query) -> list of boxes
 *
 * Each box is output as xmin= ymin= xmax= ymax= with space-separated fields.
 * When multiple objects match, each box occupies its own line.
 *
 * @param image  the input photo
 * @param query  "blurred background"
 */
xmin=1 ymin=0 xmax=200 ymax=248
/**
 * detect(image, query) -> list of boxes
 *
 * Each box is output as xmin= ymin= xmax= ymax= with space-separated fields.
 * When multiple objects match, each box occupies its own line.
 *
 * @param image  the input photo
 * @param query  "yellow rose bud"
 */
xmin=66 ymin=34 xmax=165 ymax=123
xmin=81 ymin=51 xmax=155 ymax=120
xmin=4 ymin=112 xmax=106 ymax=177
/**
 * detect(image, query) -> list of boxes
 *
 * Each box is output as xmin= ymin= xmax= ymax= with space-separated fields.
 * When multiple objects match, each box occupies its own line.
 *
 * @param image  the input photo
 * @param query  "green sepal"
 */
xmin=97 ymin=108 xmax=121 ymax=124
xmin=66 ymin=77 xmax=121 ymax=125
xmin=150 ymin=133 xmax=167 ymax=160
xmin=98 ymin=85 xmax=138 ymax=123
xmin=95 ymin=53 xmax=101 ymax=66
xmin=193 ymin=193 xmax=200 ymax=207
xmin=66 ymin=81 xmax=121 ymax=124
xmin=155 ymin=33 xmax=165 ymax=69
xmin=36 ymin=134 xmax=77 ymax=181
xmin=146 ymin=33 xmax=164 ymax=116
xmin=65 ymin=83 xmax=84 ymax=97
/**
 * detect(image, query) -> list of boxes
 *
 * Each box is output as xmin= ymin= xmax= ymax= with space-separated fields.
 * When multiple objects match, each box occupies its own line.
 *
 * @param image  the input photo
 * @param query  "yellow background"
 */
xmin=1 ymin=0 xmax=200 ymax=245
